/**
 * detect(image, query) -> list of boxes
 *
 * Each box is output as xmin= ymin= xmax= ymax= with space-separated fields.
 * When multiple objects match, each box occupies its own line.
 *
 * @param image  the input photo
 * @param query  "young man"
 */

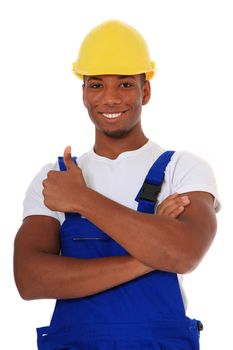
xmin=14 ymin=20 xmax=220 ymax=349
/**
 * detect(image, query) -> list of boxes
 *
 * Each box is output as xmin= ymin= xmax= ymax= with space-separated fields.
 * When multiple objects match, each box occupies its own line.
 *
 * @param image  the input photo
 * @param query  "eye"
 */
xmin=88 ymin=83 xmax=103 ymax=89
xmin=120 ymin=82 xmax=133 ymax=88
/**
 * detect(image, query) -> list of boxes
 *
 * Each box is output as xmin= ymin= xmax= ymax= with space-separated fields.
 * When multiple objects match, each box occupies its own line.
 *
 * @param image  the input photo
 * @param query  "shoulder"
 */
xmin=170 ymin=150 xmax=211 ymax=171
xmin=169 ymin=150 xmax=216 ymax=181
xmin=166 ymin=150 xmax=221 ymax=212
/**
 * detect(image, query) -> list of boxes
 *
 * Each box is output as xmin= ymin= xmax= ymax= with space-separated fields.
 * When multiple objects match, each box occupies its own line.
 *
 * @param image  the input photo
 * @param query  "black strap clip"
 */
xmin=139 ymin=182 xmax=161 ymax=202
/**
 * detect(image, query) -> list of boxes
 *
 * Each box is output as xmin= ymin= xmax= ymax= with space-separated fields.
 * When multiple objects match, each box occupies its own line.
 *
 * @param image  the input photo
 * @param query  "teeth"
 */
xmin=103 ymin=113 xmax=122 ymax=119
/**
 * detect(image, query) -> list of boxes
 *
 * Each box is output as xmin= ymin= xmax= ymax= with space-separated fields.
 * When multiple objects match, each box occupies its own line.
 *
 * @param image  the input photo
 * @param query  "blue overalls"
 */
xmin=37 ymin=151 xmax=202 ymax=350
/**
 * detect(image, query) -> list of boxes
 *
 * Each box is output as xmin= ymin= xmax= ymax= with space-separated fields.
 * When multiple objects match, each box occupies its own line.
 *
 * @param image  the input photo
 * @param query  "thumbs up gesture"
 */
xmin=42 ymin=146 xmax=86 ymax=213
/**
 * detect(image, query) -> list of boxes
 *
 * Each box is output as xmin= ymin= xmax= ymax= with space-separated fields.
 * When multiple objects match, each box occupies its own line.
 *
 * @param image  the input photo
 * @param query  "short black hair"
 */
xmin=83 ymin=73 xmax=146 ymax=86
xmin=140 ymin=73 xmax=146 ymax=86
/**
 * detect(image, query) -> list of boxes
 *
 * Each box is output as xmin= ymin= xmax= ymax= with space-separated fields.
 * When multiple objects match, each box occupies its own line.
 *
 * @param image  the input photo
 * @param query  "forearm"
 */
xmin=76 ymin=188 xmax=215 ymax=273
xmin=15 ymin=253 xmax=153 ymax=300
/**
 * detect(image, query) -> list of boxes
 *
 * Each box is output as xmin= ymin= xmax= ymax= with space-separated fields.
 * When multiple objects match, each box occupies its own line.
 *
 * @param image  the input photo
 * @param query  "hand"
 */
xmin=156 ymin=193 xmax=190 ymax=219
xmin=42 ymin=146 xmax=86 ymax=212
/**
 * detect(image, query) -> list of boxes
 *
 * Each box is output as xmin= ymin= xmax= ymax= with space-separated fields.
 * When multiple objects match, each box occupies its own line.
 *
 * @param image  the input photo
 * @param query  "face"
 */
xmin=82 ymin=74 xmax=151 ymax=138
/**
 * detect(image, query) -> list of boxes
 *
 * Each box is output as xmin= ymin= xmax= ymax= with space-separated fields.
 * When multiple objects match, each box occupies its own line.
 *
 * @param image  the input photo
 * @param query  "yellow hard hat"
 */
xmin=72 ymin=20 xmax=156 ymax=80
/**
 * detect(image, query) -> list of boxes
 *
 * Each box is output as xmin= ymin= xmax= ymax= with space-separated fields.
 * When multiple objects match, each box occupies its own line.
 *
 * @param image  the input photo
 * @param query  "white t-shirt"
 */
xmin=23 ymin=139 xmax=221 ymax=308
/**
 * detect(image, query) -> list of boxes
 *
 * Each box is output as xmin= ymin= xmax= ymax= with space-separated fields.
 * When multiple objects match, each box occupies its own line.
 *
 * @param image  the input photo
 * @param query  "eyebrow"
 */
xmin=86 ymin=76 xmax=102 ymax=82
xmin=86 ymin=75 xmax=136 ymax=82
xmin=118 ymin=75 xmax=136 ymax=80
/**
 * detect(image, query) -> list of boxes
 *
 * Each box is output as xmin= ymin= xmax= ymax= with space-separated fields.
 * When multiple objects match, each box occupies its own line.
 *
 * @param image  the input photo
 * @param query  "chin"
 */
xmin=103 ymin=129 xmax=129 ymax=138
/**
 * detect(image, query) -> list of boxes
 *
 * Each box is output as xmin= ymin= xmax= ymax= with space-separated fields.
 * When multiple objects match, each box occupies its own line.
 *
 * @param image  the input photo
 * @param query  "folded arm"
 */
xmin=42 ymin=151 xmax=217 ymax=275
xmin=14 ymin=215 xmax=154 ymax=300
xmin=76 ymin=189 xmax=217 ymax=273
xmin=14 ymin=192 xmax=188 ymax=300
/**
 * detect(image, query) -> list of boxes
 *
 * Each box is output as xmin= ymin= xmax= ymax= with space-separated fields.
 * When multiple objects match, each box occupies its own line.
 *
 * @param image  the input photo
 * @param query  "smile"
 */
xmin=103 ymin=112 xmax=122 ymax=119
xmin=101 ymin=110 xmax=128 ymax=119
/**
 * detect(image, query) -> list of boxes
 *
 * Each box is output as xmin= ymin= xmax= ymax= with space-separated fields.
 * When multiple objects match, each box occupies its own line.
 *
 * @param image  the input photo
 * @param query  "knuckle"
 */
xmin=47 ymin=170 xmax=57 ymax=178
xmin=42 ymin=179 xmax=47 ymax=188
xmin=47 ymin=170 xmax=53 ymax=178
xmin=42 ymin=189 xmax=48 ymax=199
xmin=44 ymin=197 xmax=50 ymax=209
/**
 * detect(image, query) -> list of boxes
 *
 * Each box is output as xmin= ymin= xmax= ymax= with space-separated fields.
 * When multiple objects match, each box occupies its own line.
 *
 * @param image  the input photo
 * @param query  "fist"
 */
xmin=42 ymin=146 xmax=86 ymax=212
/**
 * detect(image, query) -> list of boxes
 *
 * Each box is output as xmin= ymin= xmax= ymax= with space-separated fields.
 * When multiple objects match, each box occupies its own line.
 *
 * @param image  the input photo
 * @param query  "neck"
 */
xmin=93 ymin=128 xmax=148 ymax=160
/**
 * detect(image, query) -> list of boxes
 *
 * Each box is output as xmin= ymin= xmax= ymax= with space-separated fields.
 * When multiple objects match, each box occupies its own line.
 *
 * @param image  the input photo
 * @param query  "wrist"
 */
xmin=73 ymin=185 xmax=90 ymax=214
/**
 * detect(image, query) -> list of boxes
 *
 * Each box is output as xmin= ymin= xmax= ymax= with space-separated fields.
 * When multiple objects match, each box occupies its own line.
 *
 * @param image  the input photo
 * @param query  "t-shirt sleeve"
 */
xmin=168 ymin=151 xmax=221 ymax=212
xmin=23 ymin=162 xmax=60 ymax=221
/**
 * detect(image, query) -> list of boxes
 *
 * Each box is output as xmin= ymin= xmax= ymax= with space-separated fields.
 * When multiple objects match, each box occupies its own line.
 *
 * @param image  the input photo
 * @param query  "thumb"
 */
xmin=63 ymin=146 xmax=76 ymax=170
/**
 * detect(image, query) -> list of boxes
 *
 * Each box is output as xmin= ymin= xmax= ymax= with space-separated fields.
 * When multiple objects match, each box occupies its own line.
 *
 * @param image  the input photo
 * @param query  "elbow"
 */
xmin=150 ymin=250 xmax=202 ymax=274
xmin=14 ymin=263 xmax=41 ymax=301
xmin=14 ymin=273 xmax=37 ymax=301
xmin=17 ymin=287 xmax=35 ymax=301
xmin=14 ymin=280 xmax=34 ymax=301
xmin=176 ymin=260 xmax=197 ymax=275
xmin=14 ymin=250 xmax=49 ymax=300
xmin=177 ymin=238 xmax=216 ymax=274
xmin=15 ymin=281 xmax=41 ymax=301
xmin=175 ymin=252 xmax=202 ymax=274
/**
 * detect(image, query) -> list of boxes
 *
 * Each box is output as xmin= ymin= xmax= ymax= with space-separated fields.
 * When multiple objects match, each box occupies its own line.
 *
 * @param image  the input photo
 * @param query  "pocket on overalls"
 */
xmin=75 ymin=236 xmax=129 ymax=257
xmin=60 ymin=228 xmax=109 ymax=258
xmin=62 ymin=232 xmax=128 ymax=258
xmin=71 ymin=235 xmax=112 ymax=258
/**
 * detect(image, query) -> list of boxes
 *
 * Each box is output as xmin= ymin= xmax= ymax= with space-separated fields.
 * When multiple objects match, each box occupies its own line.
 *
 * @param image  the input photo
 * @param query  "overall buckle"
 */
xmin=139 ymin=182 xmax=161 ymax=202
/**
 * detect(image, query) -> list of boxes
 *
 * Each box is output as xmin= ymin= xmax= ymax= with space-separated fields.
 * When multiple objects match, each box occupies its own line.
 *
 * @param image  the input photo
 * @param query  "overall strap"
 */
xmin=58 ymin=156 xmax=78 ymax=220
xmin=58 ymin=156 xmax=78 ymax=171
xmin=135 ymin=151 xmax=175 ymax=213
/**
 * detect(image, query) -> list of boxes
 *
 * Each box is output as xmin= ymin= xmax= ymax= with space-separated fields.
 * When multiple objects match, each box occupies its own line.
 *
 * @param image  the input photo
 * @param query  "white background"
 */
xmin=0 ymin=0 xmax=232 ymax=349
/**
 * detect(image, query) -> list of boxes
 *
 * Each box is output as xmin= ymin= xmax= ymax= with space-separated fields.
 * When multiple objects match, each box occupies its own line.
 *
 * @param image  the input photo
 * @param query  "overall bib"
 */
xmin=37 ymin=151 xmax=202 ymax=350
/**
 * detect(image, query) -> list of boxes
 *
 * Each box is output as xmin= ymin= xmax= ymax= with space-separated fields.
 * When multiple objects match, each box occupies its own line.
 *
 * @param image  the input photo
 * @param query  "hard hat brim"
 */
xmin=72 ymin=61 xmax=156 ymax=81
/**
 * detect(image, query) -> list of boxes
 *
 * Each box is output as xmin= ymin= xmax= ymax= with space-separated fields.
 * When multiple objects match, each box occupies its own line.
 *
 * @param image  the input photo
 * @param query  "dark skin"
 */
xmin=82 ymin=74 xmax=150 ymax=159
xmin=14 ymin=74 xmax=217 ymax=300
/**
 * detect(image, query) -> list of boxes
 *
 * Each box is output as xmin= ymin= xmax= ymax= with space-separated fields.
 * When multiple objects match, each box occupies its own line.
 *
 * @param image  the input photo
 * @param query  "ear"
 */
xmin=82 ymin=83 xmax=87 ymax=108
xmin=142 ymin=80 xmax=151 ymax=105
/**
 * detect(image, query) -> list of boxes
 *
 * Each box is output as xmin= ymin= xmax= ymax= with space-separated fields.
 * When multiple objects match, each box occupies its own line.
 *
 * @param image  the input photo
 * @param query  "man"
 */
xmin=14 ymin=20 xmax=220 ymax=349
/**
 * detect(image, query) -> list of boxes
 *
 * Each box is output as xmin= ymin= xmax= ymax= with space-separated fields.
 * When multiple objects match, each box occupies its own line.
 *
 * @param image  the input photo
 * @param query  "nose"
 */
xmin=102 ymin=87 xmax=122 ymax=106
